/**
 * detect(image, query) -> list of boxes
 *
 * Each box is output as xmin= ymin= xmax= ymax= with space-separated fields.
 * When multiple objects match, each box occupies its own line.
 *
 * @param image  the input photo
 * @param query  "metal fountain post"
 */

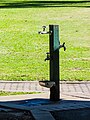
xmin=38 ymin=25 xmax=66 ymax=101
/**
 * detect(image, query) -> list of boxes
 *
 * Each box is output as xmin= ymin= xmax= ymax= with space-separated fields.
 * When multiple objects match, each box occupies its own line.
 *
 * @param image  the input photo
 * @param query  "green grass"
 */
xmin=0 ymin=0 xmax=90 ymax=81
xmin=0 ymin=91 xmax=40 ymax=96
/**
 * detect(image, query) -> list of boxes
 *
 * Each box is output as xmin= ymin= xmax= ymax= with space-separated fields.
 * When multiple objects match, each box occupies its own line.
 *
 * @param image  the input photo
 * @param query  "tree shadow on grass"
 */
xmin=0 ymin=1 xmax=90 ymax=8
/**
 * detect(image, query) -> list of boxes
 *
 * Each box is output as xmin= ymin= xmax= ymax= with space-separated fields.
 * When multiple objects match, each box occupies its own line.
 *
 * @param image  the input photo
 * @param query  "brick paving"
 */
xmin=60 ymin=81 xmax=90 ymax=93
xmin=0 ymin=81 xmax=90 ymax=93
xmin=0 ymin=81 xmax=48 ymax=92
xmin=0 ymin=80 xmax=90 ymax=100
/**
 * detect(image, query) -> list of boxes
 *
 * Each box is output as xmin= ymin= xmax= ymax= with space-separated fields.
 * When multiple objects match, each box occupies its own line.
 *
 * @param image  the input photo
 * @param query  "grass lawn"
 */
xmin=0 ymin=0 xmax=90 ymax=81
xmin=0 ymin=91 xmax=39 ymax=96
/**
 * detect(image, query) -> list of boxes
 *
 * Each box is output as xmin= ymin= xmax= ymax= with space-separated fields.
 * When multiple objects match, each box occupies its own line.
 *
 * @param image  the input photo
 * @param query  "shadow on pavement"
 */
xmin=51 ymin=107 xmax=90 ymax=120
xmin=0 ymin=98 xmax=90 ymax=120
xmin=0 ymin=1 xmax=90 ymax=8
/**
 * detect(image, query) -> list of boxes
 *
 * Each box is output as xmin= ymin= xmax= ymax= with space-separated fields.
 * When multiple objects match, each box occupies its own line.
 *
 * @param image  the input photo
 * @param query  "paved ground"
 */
xmin=0 ymin=81 xmax=90 ymax=120
xmin=0 ymin=81 xmax=90 ymax=100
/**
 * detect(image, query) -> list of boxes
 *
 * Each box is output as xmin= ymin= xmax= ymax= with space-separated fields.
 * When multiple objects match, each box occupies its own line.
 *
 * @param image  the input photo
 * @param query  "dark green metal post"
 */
xmin=38 ymin=25 xmax=66 ymax=101
xmin=49 ymin=25 xmax=60 ymax=101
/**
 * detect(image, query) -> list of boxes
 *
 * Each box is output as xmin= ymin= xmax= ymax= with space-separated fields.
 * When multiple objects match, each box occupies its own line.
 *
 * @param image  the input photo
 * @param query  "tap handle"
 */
xmin=45 ymin=52 xmax=50 ymax=61
xmin=59 ymin=42 xmax=66 ymax=51
xmin=38 ymin=26 xmax=51 ymax=34
xmin=42 ymin=26 xmax=46 ymax=31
